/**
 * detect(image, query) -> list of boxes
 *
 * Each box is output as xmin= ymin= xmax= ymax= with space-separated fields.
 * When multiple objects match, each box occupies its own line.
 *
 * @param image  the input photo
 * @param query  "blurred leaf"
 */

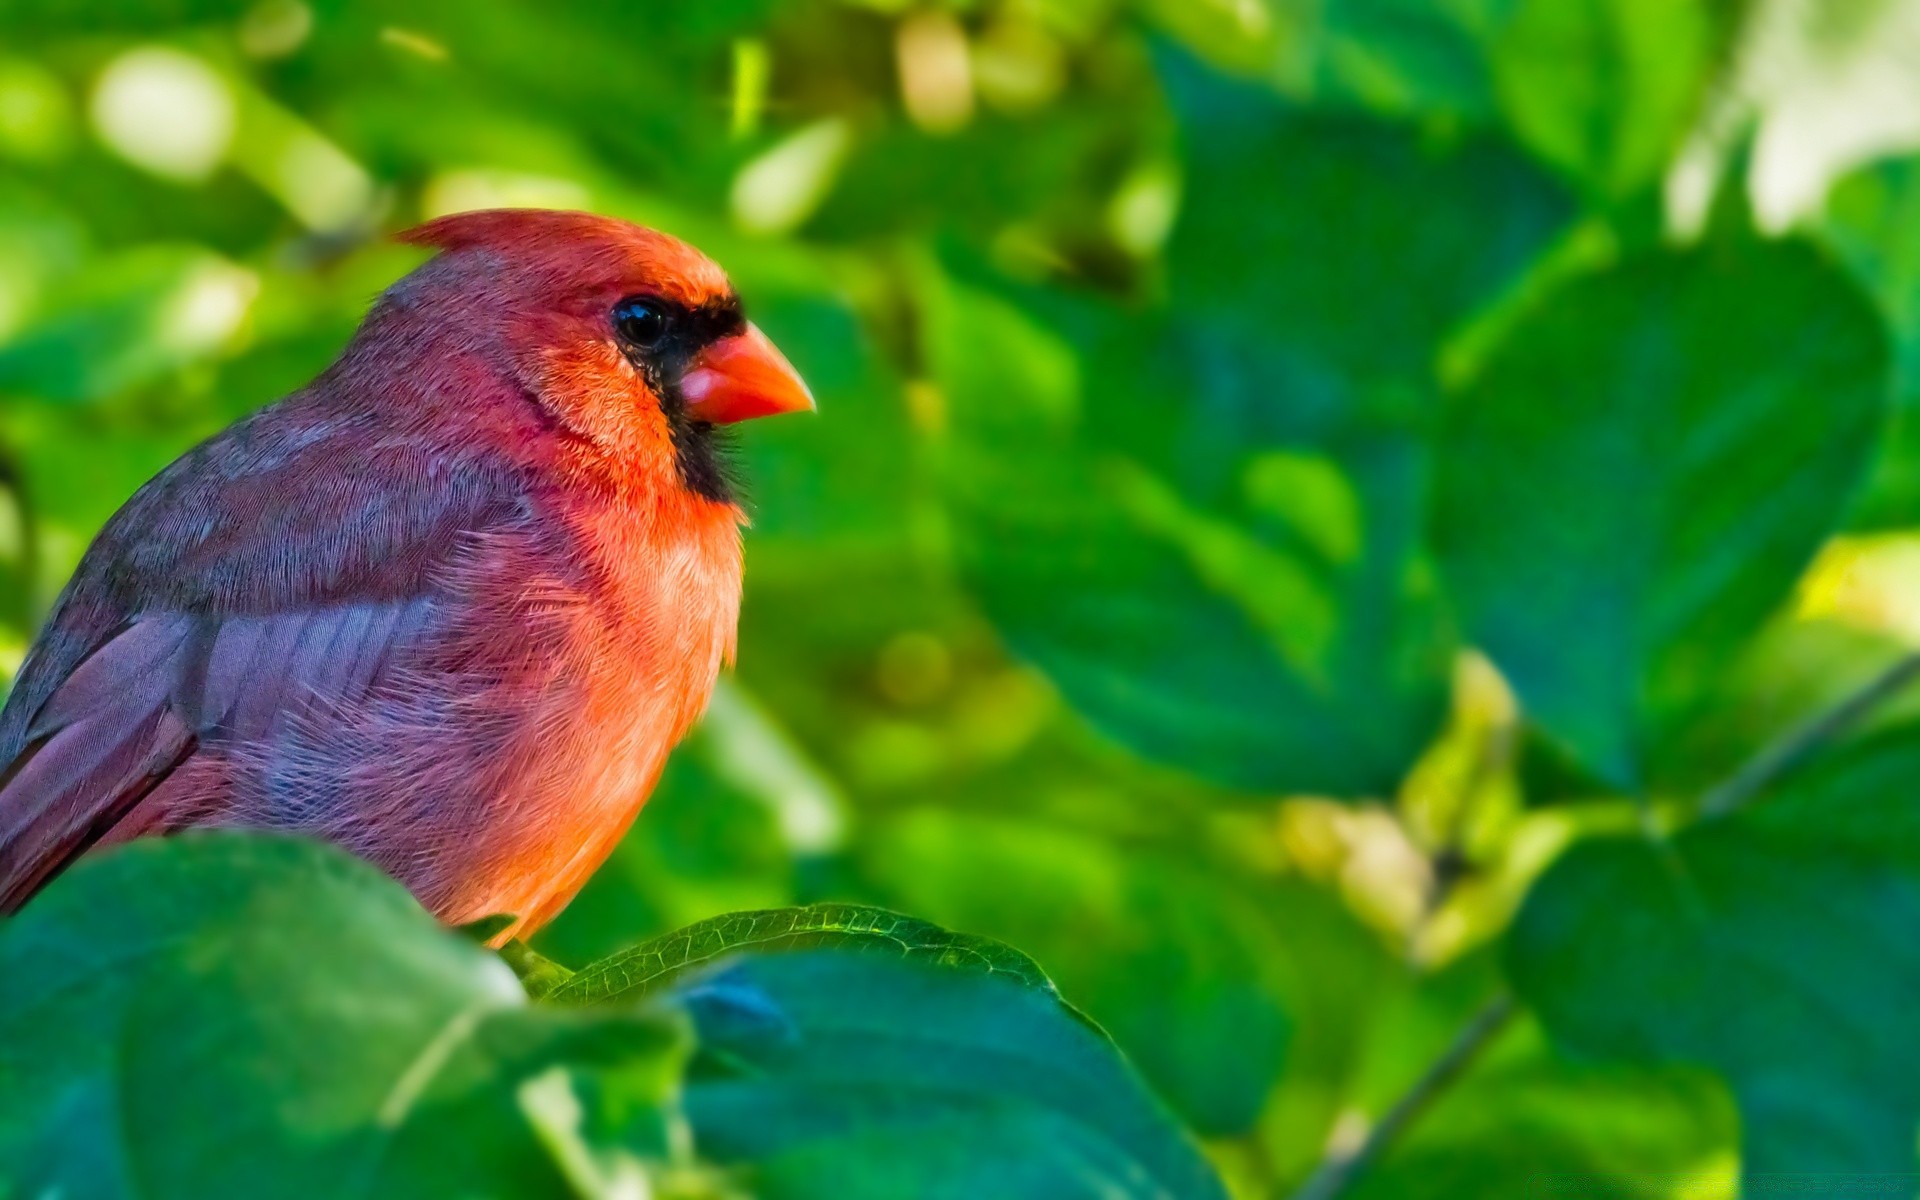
xmin=0 ymin=245 xmax=252 ymax=403
xmin=1350 ymin=1020 xmax=1737 ymax=1200
xmin=1825 ymin=154 xmax=1920 ymax=527
xmin=1679 ymin=0 xmax=1920 ymax=235
xmin=0 ymin=834 xmax=685 ymax=1199
xmin=1163 ymin=51 xmax=1573 ymax=397
xmin=723 ymin=253 xmax=923 ymax=574
xmin=673 ymin=950 xmax=1229 ymax=1200
xmin=928 ymin=58 xmax=1567 ymax=795
xmin=925 ymin=274 xmax=1428 ymax=794
xmin=550 ymin=902 xmax=1053 ymax=1005
xmin=0 ymin=183 xmax=87 ymax=342
xmin=1651 ymin=613 xmax=1920 ymax=794
xmin=1488 ymin=0 xmax=1712 ymax=199
xmin=1144 ymin=0 xmax=1507 ymax=121
xmin=1435 ymin=239 xmax=1889 ymax=786
xmin=1509 ymin=733 xmax=1920 ymax=1177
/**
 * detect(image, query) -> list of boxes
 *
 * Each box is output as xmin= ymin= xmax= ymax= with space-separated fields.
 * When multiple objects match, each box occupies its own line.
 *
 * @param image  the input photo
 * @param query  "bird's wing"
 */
xmin=0 ymin=402 xmax=529 ymax=910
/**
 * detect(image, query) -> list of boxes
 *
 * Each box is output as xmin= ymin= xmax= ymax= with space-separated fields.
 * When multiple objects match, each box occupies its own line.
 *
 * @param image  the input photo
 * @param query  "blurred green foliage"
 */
xmin=8 ymin=0 xmax=1920 ymax=1196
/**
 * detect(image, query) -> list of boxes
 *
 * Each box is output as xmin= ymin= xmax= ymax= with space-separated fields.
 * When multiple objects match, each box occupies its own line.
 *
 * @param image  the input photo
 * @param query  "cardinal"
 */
xmin=0 ymin=209 xmax=813 ymax=938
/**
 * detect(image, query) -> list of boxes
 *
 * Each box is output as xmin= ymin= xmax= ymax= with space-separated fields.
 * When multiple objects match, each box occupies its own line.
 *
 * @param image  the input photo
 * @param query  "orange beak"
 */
xmin=681 ymin=323 xmax=816 ymax=424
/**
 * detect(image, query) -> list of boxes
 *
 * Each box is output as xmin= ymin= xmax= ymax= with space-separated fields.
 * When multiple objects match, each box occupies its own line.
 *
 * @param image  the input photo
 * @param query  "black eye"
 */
xmin=612 ymin=297 xmax=669 ymax=349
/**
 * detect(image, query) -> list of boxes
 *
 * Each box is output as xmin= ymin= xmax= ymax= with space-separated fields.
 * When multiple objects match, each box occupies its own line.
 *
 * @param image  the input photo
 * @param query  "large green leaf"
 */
xmin=1150 ymin=0 xmax=1715 ymax=194
xmin=1508 ymin=734 xmax=1920 ymax=1177
xmin=0 ymin=833 xmax=1225 ymax=1199
xmin=0 ymin=834 xmax=684 ymax=1199
xmin=1163 ymin=52 xmax=1572 ymax=397
xmin=1434 ymin=239 xmax=1889 ymax=786
xmin=854 ymin=809 xmax=1305 ymax=1138
xmin=672 ymin=950 xmax=1229 ymax=1200
xmin=928 ymin=57 xmax=1567 ymax=796
xmin=543 ymin=896 xmax=1225 ymax=1198
xmin=925 ymin=275 xmax=1429 ymax=794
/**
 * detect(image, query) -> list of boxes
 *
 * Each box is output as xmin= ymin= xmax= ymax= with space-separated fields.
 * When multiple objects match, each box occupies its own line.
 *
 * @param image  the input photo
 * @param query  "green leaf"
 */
xmin=549 ymin=902 xmax=1054 ymax=1005
xmin=1163 ymin=52 xmax=1573 ymax=396
xmin=1508 ymin=733 xmax=1920 ymax=1177
xmin=927 ymin=60 xmax=1567 ymax=795
xmin=0 ymin=245 xmax=248 ymax=403
xmin=1143 ymin=0 xmax=1508 ymax=122
xmin=549 ymin=900 xmax=1227 ymax=1198
xmin=926 ymin=275 xmax=1428 ymax=794
xmin=1488 ymin=0 xmax=1713 ymax=199
xmin=855 ymin=809 xmax=1305 ymax=1137
xmin=1434 ymin=240 xmax=1889 ymax=785
xmin=1825 ymin=154 xmax=1920 ymax=526
xmin=0 ymin=834 xmax=685 ymax=1199
xmin=1349 ymin=1020 xmax=1736 ymax=1200
xmin=672 ymin=950 xmax=1230 ymax=1200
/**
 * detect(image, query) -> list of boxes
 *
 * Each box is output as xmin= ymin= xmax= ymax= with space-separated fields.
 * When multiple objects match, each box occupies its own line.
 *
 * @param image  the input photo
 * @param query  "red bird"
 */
xmin=0 ymin=209 xmax=813 ymax=937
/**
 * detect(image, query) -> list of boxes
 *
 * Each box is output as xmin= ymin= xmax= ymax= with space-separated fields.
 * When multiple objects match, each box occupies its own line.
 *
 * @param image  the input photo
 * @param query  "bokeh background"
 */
xmin=7 ymin=0 xmax=1920 ymax=1195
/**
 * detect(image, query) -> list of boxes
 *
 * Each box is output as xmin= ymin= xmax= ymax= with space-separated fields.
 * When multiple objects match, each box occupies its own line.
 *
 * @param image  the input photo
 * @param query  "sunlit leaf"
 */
xmin=1825 ymin=155 xmax=1920 ymax=527
xmin=0 ymin=245 xmax=253 ymax=403
xmin=1488 ymin=0 xmax=1713 ymax=198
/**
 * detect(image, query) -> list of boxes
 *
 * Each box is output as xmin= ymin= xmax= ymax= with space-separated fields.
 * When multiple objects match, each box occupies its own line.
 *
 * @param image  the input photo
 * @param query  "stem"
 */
xmin=497 ymin=939 xmax=575 ymax=999
xmin=1289 ymin=994 xmax=1518 ymax=1200
xmin=1698 ymin=649 xmax=1920 ymax=818
xmin=1286 ymin=648 xmax=1920 ymax=1200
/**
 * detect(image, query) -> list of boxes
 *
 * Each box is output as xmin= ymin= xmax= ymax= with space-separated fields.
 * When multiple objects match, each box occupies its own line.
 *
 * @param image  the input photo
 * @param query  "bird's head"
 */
xmin=374 ymin=208 xmax=813 ymax=503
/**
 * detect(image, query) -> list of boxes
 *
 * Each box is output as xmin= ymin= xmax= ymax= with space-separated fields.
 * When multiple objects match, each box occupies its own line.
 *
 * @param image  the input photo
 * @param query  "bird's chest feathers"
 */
xmin=436 ymin=489 xmax=740 ymax=929
xmin=543 ymin=492 xmax=742 ymax=792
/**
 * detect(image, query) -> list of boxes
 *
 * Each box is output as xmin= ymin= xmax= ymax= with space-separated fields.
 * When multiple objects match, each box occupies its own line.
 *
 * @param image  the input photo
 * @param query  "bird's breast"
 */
xmin=452 ymin=489 xmax=743 ymax=930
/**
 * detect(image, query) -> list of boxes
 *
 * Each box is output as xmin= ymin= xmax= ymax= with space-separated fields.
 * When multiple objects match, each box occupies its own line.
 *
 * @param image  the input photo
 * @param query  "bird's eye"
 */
xmin=612 ymin=298 xmax=669 ymax=349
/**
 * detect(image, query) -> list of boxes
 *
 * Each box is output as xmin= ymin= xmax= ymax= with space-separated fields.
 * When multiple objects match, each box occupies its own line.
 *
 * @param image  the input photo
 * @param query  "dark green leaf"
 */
xmin=0 ymin=834 xmax=684 ymax=1199
xmin=1144 ymin=0 xmax=1506 ymax=121
xmin=1435 ymin=240 xmax=1889 ymax=785
xmin=673 ymin=950 xmax=1229 ymax=1200
xmin=1509 ymin=733 xmax=1920 ymax=1176
xmin=855 ymin=809 xmax=1302 ymax=1137
xmin=928 ymin=62 xmax=1567 ymax=794
xmin=1164 ymin=52 xmax=1573 ymax=395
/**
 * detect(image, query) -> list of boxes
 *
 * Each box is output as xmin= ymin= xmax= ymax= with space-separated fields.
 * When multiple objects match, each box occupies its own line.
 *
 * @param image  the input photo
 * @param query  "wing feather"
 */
xmin=0 ymin=401 xmax=528 ymax=912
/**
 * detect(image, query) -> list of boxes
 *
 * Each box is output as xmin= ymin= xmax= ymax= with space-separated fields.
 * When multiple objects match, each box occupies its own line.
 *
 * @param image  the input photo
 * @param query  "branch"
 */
xmin=1698 ymin=648 xmax=1920 ymax=818
xmin=1286 ymin=646 xmax=1920 ymax=1200
xmin=1288 ymin=993 xmax=1518 ymax=1200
